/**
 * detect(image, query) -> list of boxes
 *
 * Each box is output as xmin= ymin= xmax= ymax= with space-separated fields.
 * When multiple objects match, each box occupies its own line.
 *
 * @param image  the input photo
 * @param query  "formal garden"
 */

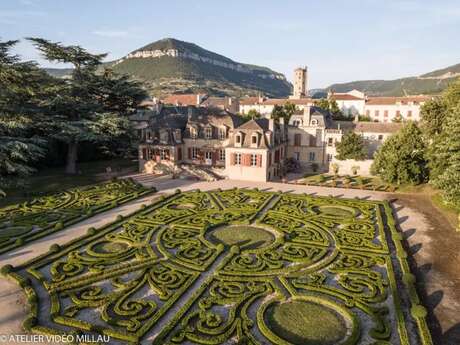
xmin=302 ymin=173 xmax=397 ymax=192
xmin=0 ymin=178 xmax=154 ymax=254
xmin=1 ymin=188 xmax=432 ymax=344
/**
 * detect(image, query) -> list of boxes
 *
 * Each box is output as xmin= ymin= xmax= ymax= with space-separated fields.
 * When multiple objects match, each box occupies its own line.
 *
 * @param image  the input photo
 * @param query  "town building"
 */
xmin=364 ymin=96 xmax=432 ymax=122
xmin=327 ymin=90 xmax=366 ymax=116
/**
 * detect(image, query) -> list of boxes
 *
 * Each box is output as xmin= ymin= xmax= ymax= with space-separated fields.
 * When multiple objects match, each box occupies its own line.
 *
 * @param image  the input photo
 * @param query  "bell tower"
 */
xmin=292 ymin=66 xmax=308 ymax=99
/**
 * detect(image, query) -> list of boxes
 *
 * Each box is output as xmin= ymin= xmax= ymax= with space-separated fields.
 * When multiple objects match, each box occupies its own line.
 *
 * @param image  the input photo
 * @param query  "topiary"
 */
xmin=175 ymin=189 xmax=182 ymax=194
xmin=15 ymin=238 xmax=24 ymax=246
xmin=87 ymin=227 xmax=96 ymax=235
xmin=411 ymin=304 xmax=428 ymax=318
xmin=151 ymin=186 xmax=157 ymax=192
xmin=22 ymin=316 xmax=37 ymax=331
xmin=116 ymin=215 xmax=124 ymax=221
xmin=54 ymin=222 xmax=64 ymax=230
xmin=49 ymin=244 xmax=60 ymax=252
xmin=0 ymin=264 xmax=13 ymax=276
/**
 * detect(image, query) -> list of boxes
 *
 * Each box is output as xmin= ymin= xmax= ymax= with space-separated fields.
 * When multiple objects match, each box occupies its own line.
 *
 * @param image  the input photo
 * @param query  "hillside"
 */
xmin=325 ymin=62 xmax=460 ymax=96
xmin=107 ymin=38 xmax=292 ymax=98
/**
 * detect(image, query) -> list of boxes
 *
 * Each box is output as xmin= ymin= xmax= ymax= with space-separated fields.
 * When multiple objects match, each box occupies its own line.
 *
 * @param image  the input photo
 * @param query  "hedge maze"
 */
xmin=0 ymin=179 xmax=153 ymax=253
xmin=3 ymin=189 xmax=432 ymax=344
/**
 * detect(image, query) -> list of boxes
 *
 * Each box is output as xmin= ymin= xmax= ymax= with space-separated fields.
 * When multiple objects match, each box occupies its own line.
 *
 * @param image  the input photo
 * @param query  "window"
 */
xmin=251 ymin=154 xmax=257 ymax=166
xmin=294 ymin=152 xmax=300 ymax=161
xmin=407 ymin=110 xmax=412 ymax=118
xmin=160 ymin=149 xmax=168 ymax=160
xmin=327 ymin=138 xmax=333 ymax=147
xmin=309 ymin=152 xmax=316 ymax=161
xmin=235 ymin=153 xmax=241 ymax=165
xmin=218 ymin=128 xmax=226 ymax=140
xmin=294 ymin=134 xmax=301 ymax=146
xmin=190 ymin=127 xmax=197 ymax=139
xmin=378 ymin=134 xmax=384 ymax=140
xmin=219 ymin=149 xmax=225 ymax=161
xmin=327 ymin=153 xmax=333 ymax=162
xmin=192 ymin=147 xmax=198 ymax=159
xmin=384 ymin=110 xmax=388 ymax=117
xmin=374 ymin=110 xmax=379 ymax=117
xmin=293 ymin=120 xmax=301 ymax=127
xmin=205 ymin=127 xmax=212 ymax=139
xmin=252 ymin=134 xmax=258 ymax=145
xmin=396 ymin=110 xmax=401 ymax=117
xmin=366 ymin=110 xmax=370 ymax=117
xmin=236 ymin=134 xmax=242 ymax=144
xmin=205 ymin=151 xmax=212 ymax=160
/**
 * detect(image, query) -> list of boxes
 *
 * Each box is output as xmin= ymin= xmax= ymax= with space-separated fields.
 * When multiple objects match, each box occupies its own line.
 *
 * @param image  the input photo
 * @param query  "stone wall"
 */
xmin=328 ymin=158 xmax=374 ymax=176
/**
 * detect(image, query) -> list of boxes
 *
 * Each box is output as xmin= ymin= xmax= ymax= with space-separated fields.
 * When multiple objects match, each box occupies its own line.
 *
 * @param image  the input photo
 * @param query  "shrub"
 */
xmin=23 ymin=316 xmax=37 ymax=331
xmin=116 ymin=215 xmax=124 ymax=221
xmin=54 ymin=222 xmax=64 ymax=230
xmin=330 ymin=163 xmax=340 ymax=175
xmin=49 ymin=244 xmax=60 ymax=252
xmin=311 ymin=163 xmax=319 ymax=172
xmin=87 ymin=227 xmax=96 ymax=235
xmin=0 ymin=264 xmax=13 ymax=275
xmin=351 ymin=165 xmax=360 ymax=176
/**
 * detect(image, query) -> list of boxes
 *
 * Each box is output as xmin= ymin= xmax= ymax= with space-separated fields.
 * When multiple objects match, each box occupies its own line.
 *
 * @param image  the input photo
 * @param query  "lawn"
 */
xmin=1 ymin=189 xmax=432 ymax=344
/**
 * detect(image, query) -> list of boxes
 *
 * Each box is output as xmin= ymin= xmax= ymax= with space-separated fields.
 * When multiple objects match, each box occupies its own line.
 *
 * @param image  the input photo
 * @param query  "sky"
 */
xmin=2 ymin=0 xmax=460 ymax=89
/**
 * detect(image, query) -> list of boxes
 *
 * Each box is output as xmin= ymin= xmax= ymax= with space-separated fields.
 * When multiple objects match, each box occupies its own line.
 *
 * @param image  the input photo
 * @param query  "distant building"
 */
xmin=328 ymin=90 xmax=366 ymax=116
xmin=364 ymin=96 xmax=432 ymax=122
xmin=291 ymin=66 xmax=308 ymax=99
xmin=239 ymin=96 xmax=313 ymax=116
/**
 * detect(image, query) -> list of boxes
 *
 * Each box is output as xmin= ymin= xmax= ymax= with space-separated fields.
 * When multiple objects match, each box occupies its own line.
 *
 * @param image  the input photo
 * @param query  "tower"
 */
xmin=292 ymin=66 xmax=308 ymax=99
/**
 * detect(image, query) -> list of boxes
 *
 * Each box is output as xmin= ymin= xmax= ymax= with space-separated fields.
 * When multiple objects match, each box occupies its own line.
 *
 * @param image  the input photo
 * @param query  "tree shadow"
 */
xmin=409 ymin=243 xmax=423 ymax=255
xmin=403 ymin=228 xmax=416 ymax=240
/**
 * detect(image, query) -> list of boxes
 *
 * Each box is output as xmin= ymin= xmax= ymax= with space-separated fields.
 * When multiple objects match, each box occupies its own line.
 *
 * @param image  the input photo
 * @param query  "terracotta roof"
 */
xmin=239 ymin=97 xmax=313 ymax=106
xmin=330 ymin=94 xmax=364 ymax=101
xmin=366 ymin=96 xmax=432 ymax=105
xmin=354 ymin=121 xmax=403 ymax=133
xmin=239 ymin=97 xmax=260 ymax=105
xmin=162 ymin=94 xmax=205 ymax=106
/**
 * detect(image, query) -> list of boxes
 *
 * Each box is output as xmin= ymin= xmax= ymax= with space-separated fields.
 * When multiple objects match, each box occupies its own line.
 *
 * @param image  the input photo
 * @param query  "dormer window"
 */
xmin=293 ymin=119 xmax=302 ymax=127
xmin=174 ymin=129 xmax=182 ymax=142
xmin=190 ymin=127 xmax=197 ymax=139
xmin=218 ymin=127 xmax=226 ymax=140
xmin=205 ymin=127 xmax=212 ymax=139
xmin=252 ymin=135 xmax=257 ymax=144
xmin=311 ymin=119 xmax=318 ymax=126
xmin=235 ymin=133 xmax=243 ymax=147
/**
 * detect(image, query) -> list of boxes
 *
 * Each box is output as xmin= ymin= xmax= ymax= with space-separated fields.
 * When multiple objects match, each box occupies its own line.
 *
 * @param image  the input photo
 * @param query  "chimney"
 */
xmin=269 ymin=118 xmax=275 ymax=132
xmin=303 ymin=106 xmax=311 ymax=126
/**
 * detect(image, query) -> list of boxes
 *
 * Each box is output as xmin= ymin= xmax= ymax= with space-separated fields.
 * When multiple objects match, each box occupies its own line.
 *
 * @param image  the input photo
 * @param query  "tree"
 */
xmin=335 ymin=132 xmax=367 ymax=160
xmin=28 ymin=38 xmax=147 ymax=174
xmin=371 ymin=122 xmax=428 ymax=185
xmin=430 ymin=105 xmax=460 ymax=206
xmin=420 ymin=98 xmax=447 ymax=138
xmin=247 ymin=109 xmax=261 ymax=119
xmin=314 ymin=98 xmax=330 ymax=111
xmin=0 ymin=40 xmax=51 ymax=194
xmin=314 ymin=98 xmax=344 ymax=119
xmin=271 ymin=102 xmax=297 ymax=122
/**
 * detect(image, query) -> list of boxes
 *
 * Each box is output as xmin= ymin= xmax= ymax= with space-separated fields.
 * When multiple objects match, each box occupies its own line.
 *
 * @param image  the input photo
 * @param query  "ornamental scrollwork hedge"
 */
xmin=0 ymin=178 xmax=154 ymax=253
xmin=2 ymin=189 xmax=432 ymax=344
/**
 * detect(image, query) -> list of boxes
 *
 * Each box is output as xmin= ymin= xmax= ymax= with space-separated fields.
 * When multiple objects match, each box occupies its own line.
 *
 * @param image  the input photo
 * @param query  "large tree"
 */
xmin=271 ymin=102 xmax=297 ymax=122
xmin=28 ymin=38 xmax=147 ymax=174
xmin=0 ymin=40 xmax=52 ymax=195
xmin=371 ymin=122 xmax=428 ymax=185
xmin=335 ymin=132 xmax=367 ymax=160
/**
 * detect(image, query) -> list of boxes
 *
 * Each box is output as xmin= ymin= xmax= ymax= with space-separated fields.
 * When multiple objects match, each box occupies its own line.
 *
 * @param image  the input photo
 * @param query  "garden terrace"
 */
xmin=0 ymin=179 xmax=154 ymax=254
xmin=2 ymin=189 xmax=431 ymax=344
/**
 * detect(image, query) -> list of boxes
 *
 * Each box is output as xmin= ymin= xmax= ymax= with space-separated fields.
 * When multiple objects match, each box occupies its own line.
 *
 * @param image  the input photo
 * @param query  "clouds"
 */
xmin=92 ymin=30 xmax=129 ymax=38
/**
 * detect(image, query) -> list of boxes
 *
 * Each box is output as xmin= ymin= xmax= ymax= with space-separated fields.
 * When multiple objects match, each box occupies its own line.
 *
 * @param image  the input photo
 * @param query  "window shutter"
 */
xmin=257 ymin=154 xmax=262 ymax=167
xmin=212 ymin=151 xmax=217 ymax=164
xmin=230 ymin=153 xmax=235 ymax=165
xmin=142 ymin=148 xmax=147 ymax=160
xmin=188 ymin=148 xmax=192 ymax=159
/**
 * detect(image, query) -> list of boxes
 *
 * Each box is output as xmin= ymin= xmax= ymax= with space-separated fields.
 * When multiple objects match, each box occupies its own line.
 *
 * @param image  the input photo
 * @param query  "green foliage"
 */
xmin=372 ymin=122 xmax=428 ymax=185
xmin=26 ymin=38 xmax=148 ymax=174
xmin=6 ymin=189 xmax=430 ymax=344
xmin=0 ymin=179 xmax=153 ymax=253
xmin=314 ymin=98 xmax=343 ymax=118
xmin=271 ymin=102 xmax=298 ymax=122
xmin=335 ymin=132 xmax=367 ymax=160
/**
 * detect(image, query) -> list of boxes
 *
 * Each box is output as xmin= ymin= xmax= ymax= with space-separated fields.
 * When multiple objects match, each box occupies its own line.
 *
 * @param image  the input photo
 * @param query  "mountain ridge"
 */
xmin=324 ymin=62 xmax=460 ymax=96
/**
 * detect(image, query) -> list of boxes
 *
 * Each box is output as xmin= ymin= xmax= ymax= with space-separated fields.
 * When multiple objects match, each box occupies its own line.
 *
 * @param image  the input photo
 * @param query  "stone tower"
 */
xmin=292 ymin=66 xmax=308 ymax=99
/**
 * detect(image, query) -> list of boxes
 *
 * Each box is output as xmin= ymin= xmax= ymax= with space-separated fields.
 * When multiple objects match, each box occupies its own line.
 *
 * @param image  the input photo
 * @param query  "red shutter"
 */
xmin=212 ymin=151 xmax=217 ymax=164
xmin=257 ymin=155 xmax=262 ymax=167
xmin=188 ymin=148 xmax=192 ymax=159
